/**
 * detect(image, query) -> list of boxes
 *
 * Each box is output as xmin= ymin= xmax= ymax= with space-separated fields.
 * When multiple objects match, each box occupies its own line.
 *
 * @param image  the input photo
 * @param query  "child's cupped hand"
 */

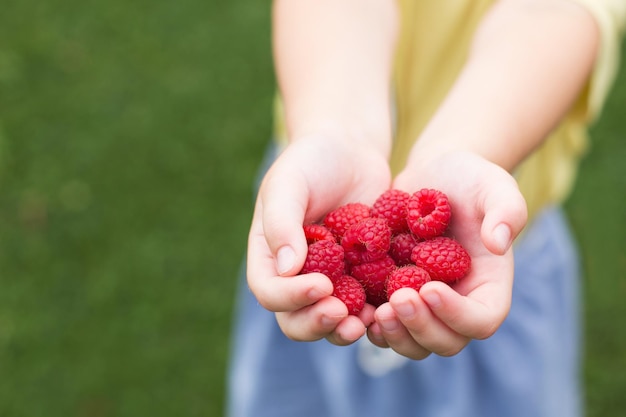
xmin=367 ymin=151 xmax=528 ymax=359
xmin=246 ymin=134 xmax=391 ymax=345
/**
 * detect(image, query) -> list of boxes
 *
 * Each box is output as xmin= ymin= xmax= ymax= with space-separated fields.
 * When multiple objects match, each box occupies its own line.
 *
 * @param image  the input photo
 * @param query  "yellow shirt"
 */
xmin=275 ymin=0 xmax=625 ymax=220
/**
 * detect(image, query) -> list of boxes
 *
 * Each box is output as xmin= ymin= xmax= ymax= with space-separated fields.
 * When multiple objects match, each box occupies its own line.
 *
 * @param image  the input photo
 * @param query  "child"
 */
xmin=229 ymin=1 xmax=625 ymax=416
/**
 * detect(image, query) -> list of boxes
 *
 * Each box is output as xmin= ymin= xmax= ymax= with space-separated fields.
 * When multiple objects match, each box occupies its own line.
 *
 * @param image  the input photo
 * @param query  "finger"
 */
xmin=247 ymin=256 xmax=334 ymax=313
xmin=325 ymin=315 xmax=369 ymax=346
xmin=373 ymin=301 xmax=431 ymax=360
xmin=259 ymin=169 xmax=311 ymax=276
xmin=480 ymin=174 xmax=528 ymax=255
xmin=275 ymin=296 xmax=348 ymax=341
xmin=366 ymin=321 xmax=390 ymax=348
xmin=359 ymin=302 xmax=390 ymax=347
xmin=325 ymin=302 xmax=376 ymax=346
xmin=387 ymin=289 xmax=470 ymax=357
xmin=247 ymin=197 xmax=334 ymax=312
xmin=420 ymin=279 xmax=512 ymax=340
xmin=358 ymin=303 xmax=377 ymax=328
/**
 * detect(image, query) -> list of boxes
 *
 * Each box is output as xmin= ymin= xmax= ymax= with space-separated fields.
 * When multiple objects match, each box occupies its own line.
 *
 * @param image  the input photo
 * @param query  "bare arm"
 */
xmin=376 ymin=0 xmax=600 ymax=358
xmin=404 ymin=0 xmax=599 ymax=172
xmin=273 ymin=0 xmax=398 ymax=154
xmin=247 ymin=0 xmax=399 ymax=344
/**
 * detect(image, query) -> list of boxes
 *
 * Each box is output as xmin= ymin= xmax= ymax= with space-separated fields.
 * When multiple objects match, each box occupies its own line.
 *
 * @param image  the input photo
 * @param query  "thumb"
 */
xmin=259 ymin=169 xmax=310 ymax=276
xmin=480 ymin=175 xmax=528 ymax=255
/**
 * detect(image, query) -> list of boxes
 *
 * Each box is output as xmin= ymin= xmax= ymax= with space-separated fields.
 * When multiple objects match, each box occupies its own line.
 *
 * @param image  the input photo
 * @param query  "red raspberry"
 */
xmin=406 ymin=188 xmax=451 ymax=240
xmin=386 ymin=265 xmax=431 ymax=299
xmin=323 ymin=203 xmax=371 ymax=239
xmin=411 ymin=236 xmax=471 ymax=284
xmin=389 ymin=232 xmax=420 ymax=266
xmin=350 ymin=255 xmax=396 ymax=307
xmin=342 ymin=218 xmax=391 ymax=265
xmin=371 ymin=189 xmax=410 ymax=234
xmin=300 ymin=240 xmax=345 ymax=282
xmin=332 ymin=275 xmax=366 ymax=316
xmin=303 ymin=224 xmax=336 ymax=244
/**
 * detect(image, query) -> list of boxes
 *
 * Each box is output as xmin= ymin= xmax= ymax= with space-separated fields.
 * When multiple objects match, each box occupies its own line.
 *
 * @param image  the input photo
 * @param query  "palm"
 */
xmin=394 ymin=151 xmax=524 ymax=291
xmin=278 ymin=137 xmax=392 ymax=223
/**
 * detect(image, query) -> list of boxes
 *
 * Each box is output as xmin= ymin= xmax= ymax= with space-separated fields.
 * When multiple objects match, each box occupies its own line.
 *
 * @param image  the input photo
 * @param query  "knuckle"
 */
xmin=436 ymin=343 xmax=466 ymax=357
xmin=474 ymin=321 xmax=499 ymax=340
xmin=398 ymin=346 xmax=431 ymax=361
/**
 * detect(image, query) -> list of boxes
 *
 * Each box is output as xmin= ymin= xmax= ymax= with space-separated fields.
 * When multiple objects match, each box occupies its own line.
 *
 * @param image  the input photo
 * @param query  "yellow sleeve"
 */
xmin=570 ymin=0 xmax=626 ymax=121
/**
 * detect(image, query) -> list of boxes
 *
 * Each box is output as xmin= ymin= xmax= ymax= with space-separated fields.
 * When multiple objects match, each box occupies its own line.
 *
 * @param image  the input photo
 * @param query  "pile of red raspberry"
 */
xmin=300 ymin=188 xmax=471 ymax=315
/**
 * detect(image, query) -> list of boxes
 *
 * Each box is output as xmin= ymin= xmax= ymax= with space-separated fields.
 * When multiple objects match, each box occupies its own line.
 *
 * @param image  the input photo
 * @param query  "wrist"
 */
xmin=404 ymin=136 xmax=476 ymax=174
xmin=287 ymin=119 xmax=393 ymax=159
xmin=396 ymin=147 xmax=499 ymax=194
xmin=405 ymin=125 xmax=526 ymax=174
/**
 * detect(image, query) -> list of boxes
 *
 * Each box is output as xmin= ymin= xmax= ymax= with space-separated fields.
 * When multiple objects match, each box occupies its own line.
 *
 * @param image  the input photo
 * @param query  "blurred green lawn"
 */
xmin=0 ymin=1 xmax=624 ymax=416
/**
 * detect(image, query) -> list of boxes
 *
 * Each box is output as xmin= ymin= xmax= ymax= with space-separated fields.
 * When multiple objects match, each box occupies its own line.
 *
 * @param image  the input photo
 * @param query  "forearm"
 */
xmin=407 ymin=0 xmax=600 ymax=172
xmin=273 ymin=0 xmax=398 ymax=155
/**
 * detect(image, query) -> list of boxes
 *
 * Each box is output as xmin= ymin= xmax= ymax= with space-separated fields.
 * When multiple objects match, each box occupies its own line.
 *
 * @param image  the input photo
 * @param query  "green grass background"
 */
xmin=0 ymin=1 xmax=624 ymax=416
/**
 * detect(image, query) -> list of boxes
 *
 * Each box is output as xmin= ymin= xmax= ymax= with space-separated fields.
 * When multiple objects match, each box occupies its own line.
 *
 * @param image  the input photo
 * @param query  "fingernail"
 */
xmin=395 ymin=302 xmax=416 ymax=319
xmin=421 ymin=291 xmax=441 ymax=309
xmin=379 ymin=317 xmax=399 ymax=332
xmin=307 ymin=286 xmax=326 ymax=301
xmin=321 ymin=314 xmax=341 ymax=328
xmin=368 ymin=327 xmax=385 ymax=343
xmin=493 ymin=223 xmax=511 ymax=253
xmin=276 ymin=245 xmax=296 ymax=275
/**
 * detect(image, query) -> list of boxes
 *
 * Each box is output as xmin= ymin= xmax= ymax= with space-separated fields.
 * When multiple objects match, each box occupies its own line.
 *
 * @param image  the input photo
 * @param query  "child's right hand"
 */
xmin=246 ymin=134 xmax=391 ymax=346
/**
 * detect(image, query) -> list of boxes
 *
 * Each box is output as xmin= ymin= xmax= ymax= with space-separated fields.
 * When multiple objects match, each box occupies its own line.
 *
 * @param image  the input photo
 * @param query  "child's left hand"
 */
xmin=367 ymin=151 xmax=528 ymax=359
